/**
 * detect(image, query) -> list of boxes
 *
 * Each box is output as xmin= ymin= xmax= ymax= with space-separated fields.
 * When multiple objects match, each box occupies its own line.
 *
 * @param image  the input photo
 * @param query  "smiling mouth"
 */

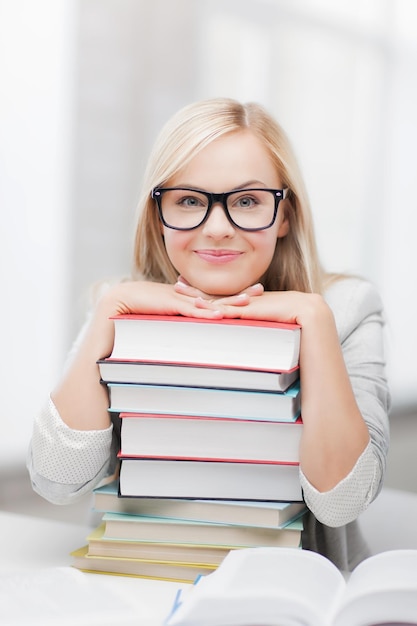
xmin=194 ymin=249 xmax=243 ymax=264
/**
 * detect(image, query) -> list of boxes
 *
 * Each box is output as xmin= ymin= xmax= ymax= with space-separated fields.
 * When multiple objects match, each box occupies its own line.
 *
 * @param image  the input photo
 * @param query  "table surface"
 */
xmin=0 ymin=511 xmax=186 ymax=625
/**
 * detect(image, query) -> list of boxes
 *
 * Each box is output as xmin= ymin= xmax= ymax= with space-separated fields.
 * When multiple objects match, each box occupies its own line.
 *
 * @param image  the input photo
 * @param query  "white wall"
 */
xmin=196 ymin=0 xmax=417 ymax=406
xmin=0 ymin=0 xmax=76 ymax=466
xmin=1 ymin=0 xmax=416 ymax=468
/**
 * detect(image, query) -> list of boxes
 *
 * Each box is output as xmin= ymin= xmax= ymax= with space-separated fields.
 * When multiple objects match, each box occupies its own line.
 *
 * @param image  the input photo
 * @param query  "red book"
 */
xmin=109 ymin=314 xmax=301 ymax=372
xmin=119 ymin=413 xmax=303 ymax=463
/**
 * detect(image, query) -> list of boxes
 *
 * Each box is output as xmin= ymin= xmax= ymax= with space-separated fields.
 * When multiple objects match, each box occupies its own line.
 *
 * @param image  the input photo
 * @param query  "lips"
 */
xmin=194 ymin=249 xmax=243 ymax=264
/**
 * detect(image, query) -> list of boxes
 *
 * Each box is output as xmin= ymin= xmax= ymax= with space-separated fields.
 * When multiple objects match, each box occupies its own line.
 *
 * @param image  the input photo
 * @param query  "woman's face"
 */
xmin=161 ymin=130 xmax=289 ymax=296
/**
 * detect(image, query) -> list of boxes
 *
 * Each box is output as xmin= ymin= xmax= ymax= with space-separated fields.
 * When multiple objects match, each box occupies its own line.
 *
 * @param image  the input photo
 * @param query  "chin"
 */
xmin=195 ymin=281 xmax=250 ymax=297
xmin=185 ymin=270 xmax=257 ymax=296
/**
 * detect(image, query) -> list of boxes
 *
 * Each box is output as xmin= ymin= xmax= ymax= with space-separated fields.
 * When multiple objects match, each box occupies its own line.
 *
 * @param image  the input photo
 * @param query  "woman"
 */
xmin=28 ymin=98 xmax=390 ymax=570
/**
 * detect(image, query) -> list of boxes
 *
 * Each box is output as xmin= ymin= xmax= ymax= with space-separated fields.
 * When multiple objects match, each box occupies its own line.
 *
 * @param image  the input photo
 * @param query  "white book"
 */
xmin=165 ymin=547 xmax=417 ymax=626
xmin=118 ymin=458 xmax=302 ymax=501
xmin=98 ymin=359 xmax=299 ymax=393
xmin=120 ymin=413 xmax=303 ymax=462
xmin=0 ymin=567 xmax=138 ymax=626
xmin=109 ymin=314 xmax=301 ymax=372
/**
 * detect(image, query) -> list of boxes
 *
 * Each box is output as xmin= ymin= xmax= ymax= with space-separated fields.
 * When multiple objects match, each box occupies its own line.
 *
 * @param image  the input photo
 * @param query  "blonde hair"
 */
xmin=133 ymin=97 xmax=325 ymax=293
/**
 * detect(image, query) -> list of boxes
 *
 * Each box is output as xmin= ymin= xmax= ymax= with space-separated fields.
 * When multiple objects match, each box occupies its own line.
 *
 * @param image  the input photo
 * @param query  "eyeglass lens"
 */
xmin=158 ymin=188 xmax=277 ymax=230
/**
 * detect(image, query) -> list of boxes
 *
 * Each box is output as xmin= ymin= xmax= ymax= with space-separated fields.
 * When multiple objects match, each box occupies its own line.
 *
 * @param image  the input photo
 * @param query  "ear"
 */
xmin=276 ymin=204 xmax=290 ymax=238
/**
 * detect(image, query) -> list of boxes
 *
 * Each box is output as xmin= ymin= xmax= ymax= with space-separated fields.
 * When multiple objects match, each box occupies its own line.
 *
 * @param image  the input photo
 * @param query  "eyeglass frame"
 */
xmin=151 ymin=186 xmax=289 ymax=232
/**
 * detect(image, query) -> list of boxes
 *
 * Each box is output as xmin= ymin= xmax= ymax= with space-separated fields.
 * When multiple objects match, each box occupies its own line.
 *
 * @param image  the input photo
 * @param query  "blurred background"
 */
xmin=1 ymin=0 xmax=416 ymax=518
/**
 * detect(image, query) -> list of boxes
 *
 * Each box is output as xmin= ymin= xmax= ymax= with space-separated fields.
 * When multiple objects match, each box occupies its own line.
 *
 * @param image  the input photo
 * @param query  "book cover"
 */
xmin=98 ymin=358 xmax=299 ymax=392
xmin=86 ymin=523 xmax=237 ymax=565
xmin=119 ymin=413 xmax=303 ymax=463
xmin=71 ymin=545 xmax=217 ymax=583
xmin=108 ymin=380 xmax=301 ymax=422
xmin=101 ymin=513 xmax=303 ymax=548
xmin=118 ymin=458 xmax=302 ymax=502
xmin=109 ymin=314 xmax=300 ymax=372
xmin=93 ymin=480 xmax=307 ymax=529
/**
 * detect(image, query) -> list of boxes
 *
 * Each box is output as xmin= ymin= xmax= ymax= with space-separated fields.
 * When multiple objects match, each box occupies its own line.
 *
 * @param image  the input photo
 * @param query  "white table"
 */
xmin=0 ymin=511 xmax=186 ymax=625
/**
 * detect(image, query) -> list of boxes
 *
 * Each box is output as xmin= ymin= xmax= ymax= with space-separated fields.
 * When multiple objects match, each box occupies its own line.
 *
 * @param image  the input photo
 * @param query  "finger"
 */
xmin=217 ymin=293 xmax=250 ymax=306
xmin=185 ymin=305 xmax=224 ymax=319
xmin=245 ymin=283 xmax=264 ymax=296
xmin=195 ymin=294 xmax=250 ymax=310
xmin=176 ymin=275 xmax=190 ymax=286
xmin=174 ymin=280 xmax=204 ymax=298
xmin=176 ymin=275 xmax=207 ymax=297
xmin=194 ymin=296 xmax=215 ymax=308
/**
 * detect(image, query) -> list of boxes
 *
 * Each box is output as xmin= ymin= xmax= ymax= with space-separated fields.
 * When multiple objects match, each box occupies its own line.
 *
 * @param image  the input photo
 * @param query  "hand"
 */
xmin=96 ymin=279 xmax=230 ymax=324
xmin=174 ymin=275 xmax=264 ymax=308
xmin=176 ymin=279 xmax=325 ymax=327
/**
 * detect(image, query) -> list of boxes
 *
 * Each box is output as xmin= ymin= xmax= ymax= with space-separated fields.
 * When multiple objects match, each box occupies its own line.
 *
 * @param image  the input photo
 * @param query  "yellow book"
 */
xmin=70 ymin=545 xmax=217 ymax=583
xmin=86 ymin=523 xmax=238 ymax=565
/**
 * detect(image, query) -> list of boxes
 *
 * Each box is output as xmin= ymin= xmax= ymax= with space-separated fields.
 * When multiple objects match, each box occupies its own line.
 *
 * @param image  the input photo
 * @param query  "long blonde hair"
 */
xmin=133 ymin=98 xmax=325 ymax=293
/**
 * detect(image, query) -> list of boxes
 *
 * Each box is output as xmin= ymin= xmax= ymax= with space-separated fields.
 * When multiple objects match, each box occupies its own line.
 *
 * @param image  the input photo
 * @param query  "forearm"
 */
xmin=298 ymin=295 xmax=370 ymax=491
xmin=52 ymin=280 xmax=229 ymax=431
xmin=51 ymin=308 xmax=114 ymax=430
xmin=195 ymin=286 xmax=374 ymax=492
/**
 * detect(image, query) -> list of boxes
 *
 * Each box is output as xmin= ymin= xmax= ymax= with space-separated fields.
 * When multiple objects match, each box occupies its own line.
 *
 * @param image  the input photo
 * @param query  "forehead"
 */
xmin=168 ymin=130 xmax=281 ymax=190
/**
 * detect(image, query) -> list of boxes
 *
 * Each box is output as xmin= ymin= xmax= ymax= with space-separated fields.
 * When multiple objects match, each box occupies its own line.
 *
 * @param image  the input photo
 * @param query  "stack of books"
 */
xmin=71 ymin=314 xmax=306 ymax=582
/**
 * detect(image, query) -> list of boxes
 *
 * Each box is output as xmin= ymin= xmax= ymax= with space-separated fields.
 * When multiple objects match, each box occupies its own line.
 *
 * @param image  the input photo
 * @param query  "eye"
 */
xmin=176 ymin=194 xmax=207 ymax=209
xmin=182 ymin=196 xmax=202 ymax=207
xmin=232 ymin=193 xmax=259 ymax=209
xmin=238 ymin=196 xmax=255 ymax=207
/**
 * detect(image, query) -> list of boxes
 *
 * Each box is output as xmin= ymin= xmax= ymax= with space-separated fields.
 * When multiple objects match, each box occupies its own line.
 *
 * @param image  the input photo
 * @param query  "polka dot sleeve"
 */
xmin=300 ymin=441 xmax=381 ymax=527
xmin=27 ymin=397 xmax=113 ymax=502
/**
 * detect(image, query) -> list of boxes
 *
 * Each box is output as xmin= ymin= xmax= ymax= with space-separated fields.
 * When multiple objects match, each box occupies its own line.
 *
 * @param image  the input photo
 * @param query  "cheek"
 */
xmin=162 ymin=230 xmax=191 ymax=265
xmin=250 ymin=230 xmax=278 ymax=260
xmin=253 ymin=233 xmax=280 ymax=278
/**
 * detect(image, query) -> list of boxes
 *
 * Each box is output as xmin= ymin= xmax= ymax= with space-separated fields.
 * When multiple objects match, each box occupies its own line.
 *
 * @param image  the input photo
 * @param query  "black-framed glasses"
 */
xmin=151 ymin=187 xmax=288 ymax=231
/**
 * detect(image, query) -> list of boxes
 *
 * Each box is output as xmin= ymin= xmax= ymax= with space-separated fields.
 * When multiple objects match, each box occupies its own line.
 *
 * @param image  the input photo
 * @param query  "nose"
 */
xmin=201 ymin=202 xmax=235 ymax=238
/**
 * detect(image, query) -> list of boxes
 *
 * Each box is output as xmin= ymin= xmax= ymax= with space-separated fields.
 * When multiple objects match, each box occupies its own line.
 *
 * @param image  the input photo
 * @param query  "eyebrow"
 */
xmin=173 ymin=180 xmax=271 ymax=192
xmin=232 ymin=180 xmax=269 ymax=190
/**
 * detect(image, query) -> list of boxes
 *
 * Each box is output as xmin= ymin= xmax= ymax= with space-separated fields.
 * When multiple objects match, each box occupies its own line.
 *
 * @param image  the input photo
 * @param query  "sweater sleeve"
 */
xmin=300 ymin=441 xmax=380 ymax=526
xmin=27 ymin=396 xmax=114 ymax=504
xmin=299 ymin=278 xmax=390 ymax=527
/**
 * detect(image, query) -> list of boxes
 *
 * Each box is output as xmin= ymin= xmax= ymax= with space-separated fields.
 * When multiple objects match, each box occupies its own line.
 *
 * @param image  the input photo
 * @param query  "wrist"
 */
xmin=85 ymin=301 xmax=117 ymax=361
xmin=295 ymin=293 xmax=334 ymax=329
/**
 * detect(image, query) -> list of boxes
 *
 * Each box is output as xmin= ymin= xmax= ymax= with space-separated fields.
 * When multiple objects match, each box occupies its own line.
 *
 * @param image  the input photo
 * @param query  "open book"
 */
xmin=0 ymin=566 xmax=138 ymax=626
xmin=164 ymin=547 xmax=417 ymax=626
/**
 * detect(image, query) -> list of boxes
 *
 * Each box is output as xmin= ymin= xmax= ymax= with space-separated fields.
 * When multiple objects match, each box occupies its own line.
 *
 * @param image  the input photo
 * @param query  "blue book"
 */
xmin=108 ymin=380 xmax=301 ymax=422
xmin=101 ymin=512 xmax=303 ymax=548
xmin=93 ymin=480 xmax=306 ymax=529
